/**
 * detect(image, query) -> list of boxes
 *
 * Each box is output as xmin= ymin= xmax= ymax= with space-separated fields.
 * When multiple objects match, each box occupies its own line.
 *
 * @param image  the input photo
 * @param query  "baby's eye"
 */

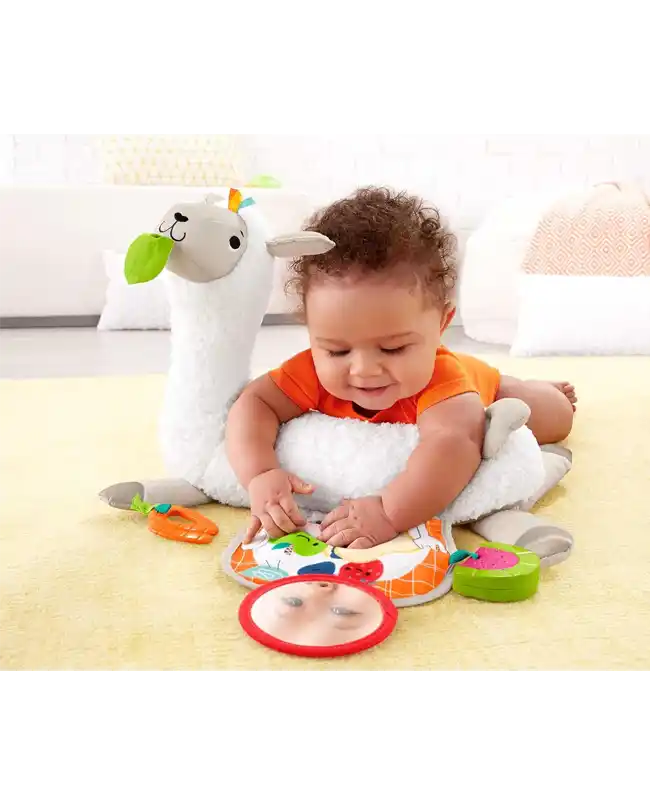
xmin=330 ymin=606 xmax=360 ymax=617
xmin=327 ymin=349 xmax=349 ymax=358
xmin=381 ymin=346 xmax=407 ymax=354
xmin=281 ymin=597 xmax=303 ymax=608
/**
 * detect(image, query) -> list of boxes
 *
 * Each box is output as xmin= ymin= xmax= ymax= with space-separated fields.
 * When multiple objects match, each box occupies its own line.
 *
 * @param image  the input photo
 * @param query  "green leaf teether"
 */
xmin=124 ymin=234 xmax=174 ymax=285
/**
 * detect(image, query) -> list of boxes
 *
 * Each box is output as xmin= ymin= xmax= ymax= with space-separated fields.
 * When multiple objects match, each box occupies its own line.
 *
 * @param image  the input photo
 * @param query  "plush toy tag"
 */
xmin=124 ymin=234 xmax=174 ymax=285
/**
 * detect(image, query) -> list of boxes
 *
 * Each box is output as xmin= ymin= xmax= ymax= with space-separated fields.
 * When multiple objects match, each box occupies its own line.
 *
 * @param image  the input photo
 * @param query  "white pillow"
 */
xmin=459 ymin=190 xmax=575 ymax=346
xmin=97 ymin=250 xmax=170 ymax=331
xmin=510 ymin=275 xmax=650 ymax=356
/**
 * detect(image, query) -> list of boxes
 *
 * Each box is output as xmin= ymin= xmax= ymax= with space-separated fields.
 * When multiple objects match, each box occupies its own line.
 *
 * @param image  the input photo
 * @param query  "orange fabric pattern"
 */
xmin=522 ymin=183 xmax=650 ymax=278
xmin=269 ymin=346 xmax=500 ymax=423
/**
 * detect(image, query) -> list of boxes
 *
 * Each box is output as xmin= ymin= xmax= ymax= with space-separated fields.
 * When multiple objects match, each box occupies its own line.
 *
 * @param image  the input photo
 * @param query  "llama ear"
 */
xmin=205 ymin=193 xmax=226 ymax=205
xmin=266 ymin=232 xmax=335 ymax=259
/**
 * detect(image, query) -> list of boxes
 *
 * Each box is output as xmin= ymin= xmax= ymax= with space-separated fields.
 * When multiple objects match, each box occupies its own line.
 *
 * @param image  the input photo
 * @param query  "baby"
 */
xmin=227 ymin=187 xmax=576 ymax=549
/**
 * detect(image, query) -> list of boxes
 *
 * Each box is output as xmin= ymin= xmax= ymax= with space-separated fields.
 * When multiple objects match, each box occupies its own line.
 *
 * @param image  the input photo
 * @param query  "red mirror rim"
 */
xmin=238 ymin=574 xmax=398 ymax=658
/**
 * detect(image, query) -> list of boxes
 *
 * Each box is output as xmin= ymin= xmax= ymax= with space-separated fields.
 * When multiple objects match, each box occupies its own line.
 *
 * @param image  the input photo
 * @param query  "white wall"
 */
xmin=239 ymin=134 xmax=650 ymax=238
xmin=4 ymin=135 xmax=650 ymax=323
xmin=7 ymin=133 xmax=648 ymax=240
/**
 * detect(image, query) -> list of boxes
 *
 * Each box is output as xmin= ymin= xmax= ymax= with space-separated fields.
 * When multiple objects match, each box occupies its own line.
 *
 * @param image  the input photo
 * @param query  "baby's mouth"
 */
xmin=354 ymin=384 xmax=392 ymax=397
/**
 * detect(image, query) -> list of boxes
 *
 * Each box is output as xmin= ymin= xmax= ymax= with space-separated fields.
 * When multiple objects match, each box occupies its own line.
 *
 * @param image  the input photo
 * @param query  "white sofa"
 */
xmin=0 ymin=185 xmax=311 ymax=323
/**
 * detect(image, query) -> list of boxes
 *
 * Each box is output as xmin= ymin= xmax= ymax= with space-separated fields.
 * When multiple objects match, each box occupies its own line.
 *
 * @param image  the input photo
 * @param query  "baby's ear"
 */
xmin=266 ymin=232 xmax=335 ymax=259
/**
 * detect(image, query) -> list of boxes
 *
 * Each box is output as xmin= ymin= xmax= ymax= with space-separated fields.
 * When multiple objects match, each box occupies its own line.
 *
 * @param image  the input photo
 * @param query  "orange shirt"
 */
xmin=269 ymin=346 xmax=499 ymax=425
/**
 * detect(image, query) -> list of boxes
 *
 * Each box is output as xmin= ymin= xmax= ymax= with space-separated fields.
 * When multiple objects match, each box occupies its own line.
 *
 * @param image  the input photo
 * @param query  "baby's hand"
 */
xmin=319 ymin=497 xmax=398 ymax=549
xmin=243 ymin=469 xmax=314 ymax=544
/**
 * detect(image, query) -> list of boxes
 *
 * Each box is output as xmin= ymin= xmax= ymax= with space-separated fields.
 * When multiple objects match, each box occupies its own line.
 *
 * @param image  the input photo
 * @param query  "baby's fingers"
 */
xmin=320 ymin=504 xmax=349 ymax=530
xmin=259 ymin=513 xmax=286 ymax=539
xmin=267 ymin=504 xmax=299 ymax=536
xmin=279 ymin=496 xmax=306 ymax=529
xmin=288 ymin=474 xmax=315 ymax=495
xmin=322 ymin=527 xmax=359 ymax=548
xmin=348 ymin=537 xmax=375 ymax=550
xmin=242 ymin=516 xmax=262 ymax=545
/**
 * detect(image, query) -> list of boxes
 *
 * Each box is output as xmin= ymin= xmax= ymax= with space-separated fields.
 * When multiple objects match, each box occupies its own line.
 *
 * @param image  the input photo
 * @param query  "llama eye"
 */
xmin=229 ymin=236 xmax=241 ymax=250
xmin=330 ymin=606 xmax=360 ymax=616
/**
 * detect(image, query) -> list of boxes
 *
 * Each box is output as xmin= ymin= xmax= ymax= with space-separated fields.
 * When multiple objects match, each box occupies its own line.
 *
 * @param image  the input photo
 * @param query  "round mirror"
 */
xmin=239 ymin=574 xmax=397 ymax=658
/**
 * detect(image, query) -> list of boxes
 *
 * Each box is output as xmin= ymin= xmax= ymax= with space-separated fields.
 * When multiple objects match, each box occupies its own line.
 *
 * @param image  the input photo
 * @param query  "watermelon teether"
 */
xmin=452 ymin=541 xmax=540 ymax=602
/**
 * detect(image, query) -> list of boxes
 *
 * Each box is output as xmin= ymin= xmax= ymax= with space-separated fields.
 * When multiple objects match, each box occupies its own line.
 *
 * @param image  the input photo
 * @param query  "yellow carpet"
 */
xmin=2 ymin=356 xmax=649 ymax=670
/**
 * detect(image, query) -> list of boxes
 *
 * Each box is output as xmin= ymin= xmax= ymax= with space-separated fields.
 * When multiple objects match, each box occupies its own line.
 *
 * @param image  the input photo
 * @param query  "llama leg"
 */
xmin=515 ymin=444 xmax=572 ymax=511
xmin=99 ymin=479 xmax=212 ymax=510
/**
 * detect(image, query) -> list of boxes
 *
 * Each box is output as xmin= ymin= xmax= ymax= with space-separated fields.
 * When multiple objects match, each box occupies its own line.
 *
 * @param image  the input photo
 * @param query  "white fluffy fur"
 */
xmin=160 ymin=201 xmax=544 ymax=522
xmin=193 ymin=413 xmax=544 ymax=524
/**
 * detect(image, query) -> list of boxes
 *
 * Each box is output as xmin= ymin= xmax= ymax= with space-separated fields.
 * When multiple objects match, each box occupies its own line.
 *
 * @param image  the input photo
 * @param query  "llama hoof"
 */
xmin=99 ymin=481 xmax=144 ymax=510
xmin=469 ymin=508 xmax=573 ymax=568
xmin=517 ymin=524 xmax=574 ymax=568
xmin=540 ymin=444 xmax=573 ymax=464
xmin=99 ymin=479 xmax=212 ymax=510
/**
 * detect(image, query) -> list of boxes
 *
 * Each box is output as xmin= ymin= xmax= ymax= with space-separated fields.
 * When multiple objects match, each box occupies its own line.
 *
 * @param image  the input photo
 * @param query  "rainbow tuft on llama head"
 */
xmin=227 ymin=187 xmax=255 ymax=213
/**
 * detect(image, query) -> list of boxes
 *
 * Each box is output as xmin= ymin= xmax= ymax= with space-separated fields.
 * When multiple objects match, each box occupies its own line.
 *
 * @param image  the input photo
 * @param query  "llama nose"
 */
xmin=174 ymin=212 xmax=188 ymax=223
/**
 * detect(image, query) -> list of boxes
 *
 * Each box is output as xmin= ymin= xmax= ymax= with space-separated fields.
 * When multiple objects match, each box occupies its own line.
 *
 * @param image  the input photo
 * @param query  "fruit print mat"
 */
xmin=2 ymin=356 xmax=650 ymax=669
xmin=224 ymin=519 xmax=456 ymax=607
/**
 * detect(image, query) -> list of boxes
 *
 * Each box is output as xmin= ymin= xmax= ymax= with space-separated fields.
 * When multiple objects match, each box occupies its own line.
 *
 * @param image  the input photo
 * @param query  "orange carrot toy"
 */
xmin=131 ymin=494 xmax=218 ymax=545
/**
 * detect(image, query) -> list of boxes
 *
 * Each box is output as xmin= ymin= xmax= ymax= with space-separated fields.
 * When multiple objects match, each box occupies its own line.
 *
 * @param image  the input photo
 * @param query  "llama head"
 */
xmin=124 ymin=189 xmax=335 ymax=286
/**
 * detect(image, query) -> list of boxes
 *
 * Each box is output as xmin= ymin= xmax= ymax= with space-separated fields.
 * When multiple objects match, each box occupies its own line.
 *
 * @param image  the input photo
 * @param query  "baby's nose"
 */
xmin=350 ymin=353 xmax=381 ymax=376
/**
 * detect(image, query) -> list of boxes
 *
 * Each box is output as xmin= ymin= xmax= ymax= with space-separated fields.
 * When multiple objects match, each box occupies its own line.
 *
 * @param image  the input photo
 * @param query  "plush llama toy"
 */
xmin=100 ymin=190 xmax=574 ymax=585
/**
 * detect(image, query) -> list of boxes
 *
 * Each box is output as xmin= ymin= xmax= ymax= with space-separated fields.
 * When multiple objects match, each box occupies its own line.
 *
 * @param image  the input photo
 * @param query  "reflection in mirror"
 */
xmin=250 ymin=580 xmax=385 ymax=648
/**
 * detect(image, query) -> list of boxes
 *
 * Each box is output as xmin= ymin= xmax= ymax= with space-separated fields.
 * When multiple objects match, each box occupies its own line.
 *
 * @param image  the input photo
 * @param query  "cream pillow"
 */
xmin=97 ymin=135 xmax=242 ymax=187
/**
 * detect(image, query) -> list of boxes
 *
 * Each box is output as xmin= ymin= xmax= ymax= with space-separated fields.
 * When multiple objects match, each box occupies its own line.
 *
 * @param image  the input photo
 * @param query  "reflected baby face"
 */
xmin=250 ymin=581 xmax=384 ymax=648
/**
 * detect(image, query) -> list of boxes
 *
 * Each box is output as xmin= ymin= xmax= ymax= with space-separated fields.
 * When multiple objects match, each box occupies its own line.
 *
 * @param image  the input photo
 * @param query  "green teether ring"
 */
xmin=124 ymin=233 xmax=174 ymax=285
xmin=452 ymin=541 xmax=540 ymax=602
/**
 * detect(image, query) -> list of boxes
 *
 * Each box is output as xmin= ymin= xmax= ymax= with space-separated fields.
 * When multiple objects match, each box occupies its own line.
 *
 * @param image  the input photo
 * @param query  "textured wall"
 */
xmin=5 ymin=134 xmax=650 ymax=311
xmin=7 ymin=135 xmax=650 ymax=236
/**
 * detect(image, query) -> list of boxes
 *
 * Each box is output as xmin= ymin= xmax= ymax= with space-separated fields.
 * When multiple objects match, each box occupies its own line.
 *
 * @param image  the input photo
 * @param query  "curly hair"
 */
xmin=287 ymin=187 xmax=457 ymax=310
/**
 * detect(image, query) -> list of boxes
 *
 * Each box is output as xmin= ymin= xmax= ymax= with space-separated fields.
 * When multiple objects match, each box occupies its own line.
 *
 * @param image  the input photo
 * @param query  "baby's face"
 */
xmin=306 ymin=276 xmax=450 ymax=412
xmin=251 ymin=581 xmax=383 ymax=647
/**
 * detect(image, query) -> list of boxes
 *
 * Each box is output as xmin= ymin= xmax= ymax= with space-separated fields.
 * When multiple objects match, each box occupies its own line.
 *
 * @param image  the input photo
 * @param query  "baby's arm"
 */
xmin=382 ymin=393 xmax=485 ymax=530
xmin=227 ymin=374 xmax=304 ymax=486
xmin=226 ymin=375 xmax=311 ymax=541
xmin=320 ymin=393 xmax=485 ymax=547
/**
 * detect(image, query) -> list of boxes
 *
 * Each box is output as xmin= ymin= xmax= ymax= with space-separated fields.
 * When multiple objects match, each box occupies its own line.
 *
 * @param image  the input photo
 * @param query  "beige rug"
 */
xmin=2 ymin=356 xmax=649 ymax=670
